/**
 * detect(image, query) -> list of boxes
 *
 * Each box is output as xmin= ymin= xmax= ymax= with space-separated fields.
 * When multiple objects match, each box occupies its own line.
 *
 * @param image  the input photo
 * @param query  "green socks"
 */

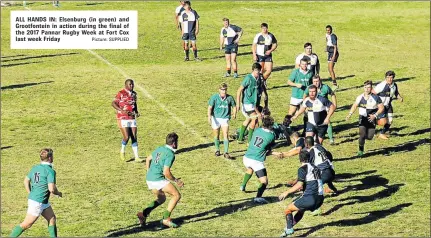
xmin=248 ymin=128 xmax=255 ymax=142
xmin=327 ymin=123 xmax=333 ymax=140
xmin=214 ymin=137 xmax=220 ymax=151
xmin=238 ymin=125 xmax=247 ymax=141
xmin=163 ymin=210 xmax=172 ymax=219
xmin=241 ymin=173 xmax=252 ymax=187
xmin=143 ymin=200 xmax=161 ymax=216
xmin=223 ymin=139 xmax=229 ymax=153
xmin=10 ymin=225 xmax=24 ymax=237
xmin=48 ymin=225 xmax=57 ymax=237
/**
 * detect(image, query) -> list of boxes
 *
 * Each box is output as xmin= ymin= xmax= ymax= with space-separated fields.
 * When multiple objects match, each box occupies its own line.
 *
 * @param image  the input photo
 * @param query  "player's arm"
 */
xmin=262 ymin=86 xmax=269 ymax=109
xmin=24 ymin=176 xmax=31 ymax=194
xmin=235 ymin=29 xmax=243 ymax=44
xmin=146 ymin=155 xmax=152 ymax=170
xmin=279 ymin=181 xmax=304 ymax=200
xmin=236 ymin=85 xmax=244 ymax=112
xmin=331 ymin=92 xmax=337 ymax=108
xmin=316 ymin=55 xmax=320 ymax=75
xmin=163 ymin=166 xmax=184 ymax=187
xmin=287 ymin=73 xmax=302 ymax=88
xmin=276 ymin=146 xmax=302 ymax=159
xmin=324 ymin=100 xmax=336 ymax=125
xmin=292 ymin=105 xmax=306 ymax=120
xmin=134 ymin=101 xmax=140 ymax=118
xmin=112 ymin=99 xmax=127 ymax=115
xmin=195 ymin=19 xmax=199 ymax=35
xmin=207 ymin=105 xmax=213 ymax=125
xmin=219 ymin=34 xmax=224 ymax=50
xmin=331 ymin=36 xmax=338 ymax=61
xmin=48 ymin=183 xmax=62 ymax=197
xmin=346 ymin=102 xmax=359 ymax=120
xmin=174 ymin=13 xmax=179 ymax=28
xmin=231 ymin=99 xmax=237 ymax=119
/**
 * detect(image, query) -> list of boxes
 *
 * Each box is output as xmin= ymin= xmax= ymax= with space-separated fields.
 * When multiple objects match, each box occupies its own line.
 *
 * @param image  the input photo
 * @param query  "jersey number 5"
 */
xmin=253 ymin=136 xmax=264 ymax=148
xmin=34 ymin=172 xmax=40 ymax=184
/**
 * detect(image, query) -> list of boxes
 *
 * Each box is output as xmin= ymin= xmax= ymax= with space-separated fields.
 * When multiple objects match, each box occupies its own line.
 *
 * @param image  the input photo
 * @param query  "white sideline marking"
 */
xmin=241 ymin=7 xmax=258 ymax=12
xmin=350 ymin=35 xmax=388 ymax=50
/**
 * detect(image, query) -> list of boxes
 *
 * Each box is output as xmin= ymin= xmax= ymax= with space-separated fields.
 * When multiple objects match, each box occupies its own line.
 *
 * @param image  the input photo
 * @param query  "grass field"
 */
xmin=1 ymin=1 xmax=430 ymax=237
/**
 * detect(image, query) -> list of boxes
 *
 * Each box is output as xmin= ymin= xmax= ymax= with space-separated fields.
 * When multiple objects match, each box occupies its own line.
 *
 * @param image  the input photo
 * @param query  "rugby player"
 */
xmin=178 ymin=1 xmax=201 ymax=61
xmin=252 ymin=23 xmax=278 ymax=82
xmin=325 ymin=25 xmax=339 ymax=89
xmin=295 ymin=42 xmax=320 ymax=76
xmin=220 ymin=18 xmax=243 ymax=78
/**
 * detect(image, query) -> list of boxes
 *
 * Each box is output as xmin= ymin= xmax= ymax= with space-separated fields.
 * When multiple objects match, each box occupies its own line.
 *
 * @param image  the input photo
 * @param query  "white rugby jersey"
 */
xmin=374 ymin=81 xmax=399 ymax=106
xmin=253 ymin=32 xmax=277 ymax=56
xmin=295 ymin=53 xmax=319 ymax=75
xmin=302 ymin=95 xmax=333 ymax=126
xmin=179 ymin=9 xmax=199 ymax=34
xmin=354 ymin=93 xmax=382 ymax=117
xmin=220 ymin=25 xmax=242 ymax=45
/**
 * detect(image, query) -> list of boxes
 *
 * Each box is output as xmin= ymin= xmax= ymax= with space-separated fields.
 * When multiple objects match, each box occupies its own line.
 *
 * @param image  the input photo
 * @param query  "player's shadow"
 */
xmin=1 ymin=146 xmax=13 ymax=150
xmin=391 ymin=127 xmax=430 ymax=137
xmin=272 ymin=65 xmax=295 ymax=73
xmin=337 ymin=174 xmax=389 ymax=194
xmin=334 ymin=138 xmax=430 ymax=162
xmin=176 ymin=139 xmax=235 ymax=154
xmin=334 ymin=126 xmax=409 ymax=145
xmin=1 ymin=81 xmax=54 ymax=90
xmin=1 ymin=52 xmax=78 ymax=62
xmin=334 ymin=74 xmax=355 ymax=80
xmin=334 ymin=104 xmax=351 ymax=112
xmin=203 ymin=52 xmax=253 ymax=60
xmin=332 ymin=121 xmax=358 ymax=133
xmin=105 ymin=196 xmax=279 ymax=236
xmin=334 ymin=170 xmax=377 ymax=181
xmin=1 ymin=61 xmax=41 ymax=68
xmin=322 ymin=183 xmax=404 ymax=216
xmin=200 ymin=43 xmax=252 ymax=52
xmin=1 ymin=54 xmax=26 ymax=59
xmin=295 ymin=203 xmax=412 ymax=237
xmin=336 ymin=77 xmax=415 ymax=93
xmin=76 ymin=2 xmax=104 ymax=6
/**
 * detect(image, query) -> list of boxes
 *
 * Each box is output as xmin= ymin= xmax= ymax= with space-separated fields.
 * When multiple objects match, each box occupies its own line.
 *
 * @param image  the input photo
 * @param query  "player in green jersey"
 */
xmin=137 ymin=133 xmax=184 ymax=229
xmin=208 ymin=82 xmax=237 ymax=159
xmin=240 ymin=116 xmax=277 ymax=204
xmin=10 ymin=148 xmax=63 ymax=238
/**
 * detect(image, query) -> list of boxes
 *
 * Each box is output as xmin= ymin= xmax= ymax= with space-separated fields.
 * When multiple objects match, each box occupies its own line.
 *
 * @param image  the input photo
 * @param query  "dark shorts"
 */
xmin=358 ymin=116 xmax=376 ymax=128
xmin=328 ymin=51 xmax=339 ymax=62
xmin=294 ymin=194 xmax=324 ymax=212
xmin=182 ymin=33 xmax=196 ymax=41
xmin=225 ymin=44 xmax=238 ymax=54
xmin=306 ymin=122 xmax=328 ymax=139
xmin=378 ymin=104 xmax=393 ymax=119
xmin=257 ymin=55 xmax=273 ymax=63
xmin=320 ymin=168 xmax=335 ymax=184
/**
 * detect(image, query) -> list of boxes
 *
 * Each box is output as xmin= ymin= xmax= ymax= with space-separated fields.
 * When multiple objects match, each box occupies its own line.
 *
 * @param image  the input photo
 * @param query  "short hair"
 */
xmin=184 ymin=1 xmax=191 ymax=6
xmin=252 ymin=62 xmax=262 ymax=71
xmin=125 ymin=79 xmax=134 ymax=85
xmin=326 ymin=25 xmax=332 ymax=30
xmin=385 ymin=70 xmax=396 ymax=78
xmin=304 ymin=42 xmax=312 ymax=48
xmin=283 ymin=114 xmax=292 ymax=127
xmin=300 ymin=57 xmax=308 ymax=63
xmin=261 ymin=23 xmax=268 ymax=28
xmin=364 ymin=80 xmax=373 ymax=87
xmin=166 ymin=132 xmax=179 ymax=145
xmin=262 ymin=116 xmax=274 ymax=129
xmin=308 ymin=85 xmax=317 ymax=91
xmin=291 ymin=131 xmax=299 ymax=139
xmin=219 ymin=82 xmax=228 ymax=89
xmin=305 ymin=136 xmax=314 ymax=147
xmin=312 ymin=74 xmax=321 ymax=81
xmin=40 ymin=148 xmax=53 ymax=161
xmin=222 ymin=18 xmax=229 ymax=23
xmin=299 ymin=150 xmax=310 ymax=163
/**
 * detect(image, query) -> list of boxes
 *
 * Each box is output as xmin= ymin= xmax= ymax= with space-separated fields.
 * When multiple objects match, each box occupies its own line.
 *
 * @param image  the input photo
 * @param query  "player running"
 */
xmin=252 ymin=23 xmax=278 ymax=82
xmin=10 ymin=148 xmax=63 ymax=237
xmin=208 ymin=83 xmax=237 ymax=159
xmin=112 ymin=79 xmax=141 ymax=162
xmin=240 ymin=116 xmax=277 ymax=203
xmin=279 ymin=150 xmax=324 ymax=237
xmin=295 ymin=42 xmax=320 ymax=76
xmin=325 ymin=25 xmax=339 ymax=89
xmin=220 ymin=18 xmax=243 ymax=78
xmin=346 ymin=80 xmax=385 ymax=157
xmin=137 ymin=133 xmax=184 ymax=228
xmin=178 ymin=1 xmax=201 ymax=61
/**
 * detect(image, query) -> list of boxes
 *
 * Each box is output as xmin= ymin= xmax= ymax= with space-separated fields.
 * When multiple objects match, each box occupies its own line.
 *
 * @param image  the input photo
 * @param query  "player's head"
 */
xmin=312 ymin=75 xmax=321 ymax=88
xmin=125 ymin=79 xmax=134 ymax=91
xmin=304 ymin=42 xmax=312 ymax=54
xmin=252 ymin=62 xmax=262 ymax=76
xmin=262 ymin=115 xmax=274 ymax=130
xmin=184 ymin=1 xmax=191 ymax=9
xmin=299 ymin=58 xmax=308 ymax=71
xmin=308 ymin=85 xmax=318 ymax=99
xmin=326 ymin=25 xmax=332 ymax=34
xmin=180 ymin=1 xmax=185 ymax=5
xmin=166 ymin=132 xmax=179 ymax=149
xmin=262 ymin=107 xmax=271 ymax=116
xmin=40 ymin=148 xmax=54 ymax=163
xmin=261 ymin=23 xmax=268 ymax=33
xmin=363 ymin=80 xmax=373 ymax=94
xmin=219 ymin=82 xmax=228 ymax=97
xmin=223 ymin=18 xmax=229 ymax=27
xmin=290 ymin=131 xmax=300 ymax=143
xmin=385 ymin=70 xmax=395 ymax=84
xmin=283 ymin=114 xmax=292 ymax=127
xmin=305 ymin=136 xmax=314 ymax=148
xmin=299 ymin=150 xmax=310 ymax=163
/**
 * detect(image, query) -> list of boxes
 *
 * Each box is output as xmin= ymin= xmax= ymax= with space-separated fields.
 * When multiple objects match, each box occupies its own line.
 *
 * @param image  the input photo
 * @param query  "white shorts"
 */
xmin=241 ymin=104 xmax=257 ymax=119
xmin=146 ymin=180 xmax=170 ymax=190
xmin=211 ymin=117 xmax=229 ymax=129
xmin=27 ymin=199 xmax=51 ymax=217
xmin=120 ymin=119 xmax=137 ymax=128
xmin=290 ymin=97 xmax=303 ymax=106
xmin=243 ymin=156 xmax=265 ymax=171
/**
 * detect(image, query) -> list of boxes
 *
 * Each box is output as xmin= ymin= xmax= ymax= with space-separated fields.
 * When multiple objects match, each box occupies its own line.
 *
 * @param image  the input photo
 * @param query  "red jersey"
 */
xmin=114 ymin=89 xmax=137 ymax=120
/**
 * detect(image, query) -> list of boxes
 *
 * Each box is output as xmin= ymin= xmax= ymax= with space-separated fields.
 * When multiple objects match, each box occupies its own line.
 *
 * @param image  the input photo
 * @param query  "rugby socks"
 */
xmin=241 ymin=173 xmax=252 ymax=187
xmin=327 ymin=123 xmax=334 ymax=140
xmin=185 ymin=49 xmax=190 ymax=58
xmin=285 ymin=213 xmax=294 ymax=229
xmin=256 ymin=183 xmax=267 ymax=197
xmin=226 ymin=67 xmax=231 ymax=74
xmin=10 ymin=225 xmax=24 ymax=237
xmin=143 ymin=200 xmax=161 ymax=217
xmin=381 ymin=124 xmax=391 ymax=134
xmin=248 ymin=128 xmax=255 ymax=142
xmin=359 ymin=145 xmax=364 ymax=152
xmin=302 ymin=116 xmax=308 ymax=137
xmin=238 ymin=125 xmax=247 ymax=141
xmin=193 ymin=49 xmax=198 ymax=58
xmin=163 ymin=210 xmax=171 ymax=219
xmin=293 ymin=211 xmax=304 ymax=225
xmin=234 ymin=70 xmax=238 ymax=75
xmin=223 ymin=139 xmax=229 ymax=153
xmin=48 ymin=225 xmax=57 ymax=237
xmin=121 ymin=140 xmax=127 ymax=153
xmin=214 ymin=137 xmax=220 ymax=152
xmin=132 ymin=142 xmax=139 ymax=159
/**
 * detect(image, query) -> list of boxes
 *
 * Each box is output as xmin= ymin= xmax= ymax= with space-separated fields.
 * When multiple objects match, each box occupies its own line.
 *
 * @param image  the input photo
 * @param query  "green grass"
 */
xmin=1 ymin=1 xmax=430 ymax=237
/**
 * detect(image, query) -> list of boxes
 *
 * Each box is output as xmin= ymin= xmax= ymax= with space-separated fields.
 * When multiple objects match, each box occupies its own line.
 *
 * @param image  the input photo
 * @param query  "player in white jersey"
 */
xmin=325 ymin=25 xmax=339 ymax=89
xmin=220 ymin=18 xmax=243 ymax=78
xmin=178 ymin=1 xmax=201 ymax=61
xmin=295 ymin=42 xmax=320 ymax=76
xmin=252 ymin=23 xmax=278 ymax=82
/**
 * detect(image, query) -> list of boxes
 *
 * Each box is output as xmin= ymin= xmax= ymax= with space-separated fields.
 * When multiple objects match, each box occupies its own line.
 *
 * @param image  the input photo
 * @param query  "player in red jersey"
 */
xmin=112 ymin=79 xmax=141 ymax=161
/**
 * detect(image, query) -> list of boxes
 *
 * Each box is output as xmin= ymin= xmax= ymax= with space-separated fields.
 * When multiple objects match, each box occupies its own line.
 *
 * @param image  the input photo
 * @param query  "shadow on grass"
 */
xmin=76 ymin=2 xmax=104 ymax=6
xmin=1 ymin=81 xmax=54 ymax=90
xmin=334 ymin=170 xmax=377 ymax=181
xmin=106 ymin=196 xmax=279 ymax=236
xmin=200 ymin=43 xmax=252 ymax=52
xmin=334 ymin=126 xmax=409 ymax=145
xmin=1 ymin=61 xmax=41 ymax=68
xmin=272 ymin=65 xmax=295 ymax=73
xmin=336 ymin=74 xmax=355 ymax=80
xmin=1 ymin=52 xmax=78 ymax=62
xmin=334 ymin=138 xmax=430 ymax=162
xmin=334 ymin=104 xmax=351 ymax=113
xmin=337 ymin=174 xmax=389 ymax=194
xmin=336 ymin=77 xmax=415 ymax=93
xmin=202 ymin=52 xmax=252 ymax=60
xmin=296 ymin=203 xmax=412 ymax=236
xmin=1 ymin=54 xmax=26 ymax=59
xmin=1 ymin=146 xmax=13 ymax=150
xmin=392 ymin=127 xmax=430 ymax=137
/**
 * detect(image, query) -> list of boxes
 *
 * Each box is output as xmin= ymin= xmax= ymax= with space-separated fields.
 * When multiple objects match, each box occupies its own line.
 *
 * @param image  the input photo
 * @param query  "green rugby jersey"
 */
xmin=27 ymin=162 xmax=56 ymax=204
xmin=208 ymin=93 xmax=236 ymax=119
xmin=241 ymin=74 xmax=262 ymax=105
xmin=146 ymin=145 xmax=176 ymax=181
xmin=244 ymin=128 xmax=276 ymax=162
xmin=304 ymin=83 xmax=334 ymax=99
xmin=288 ymin=68 xmax=313 ymax=99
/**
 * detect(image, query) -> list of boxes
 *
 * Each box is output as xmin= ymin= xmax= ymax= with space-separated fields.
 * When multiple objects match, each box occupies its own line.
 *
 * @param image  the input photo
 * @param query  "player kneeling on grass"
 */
xmin=279 ymin=150 xmax=324 ymax=237
xmin=240 ymin=116 xmax=277 ymax=204
xmin=208 ymin=82 xmax=237 ymax=159
xmin=137 ymin=133 xmax=184 ymax=228
xmin=10 ymin=148 xmax=63 ymax=237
